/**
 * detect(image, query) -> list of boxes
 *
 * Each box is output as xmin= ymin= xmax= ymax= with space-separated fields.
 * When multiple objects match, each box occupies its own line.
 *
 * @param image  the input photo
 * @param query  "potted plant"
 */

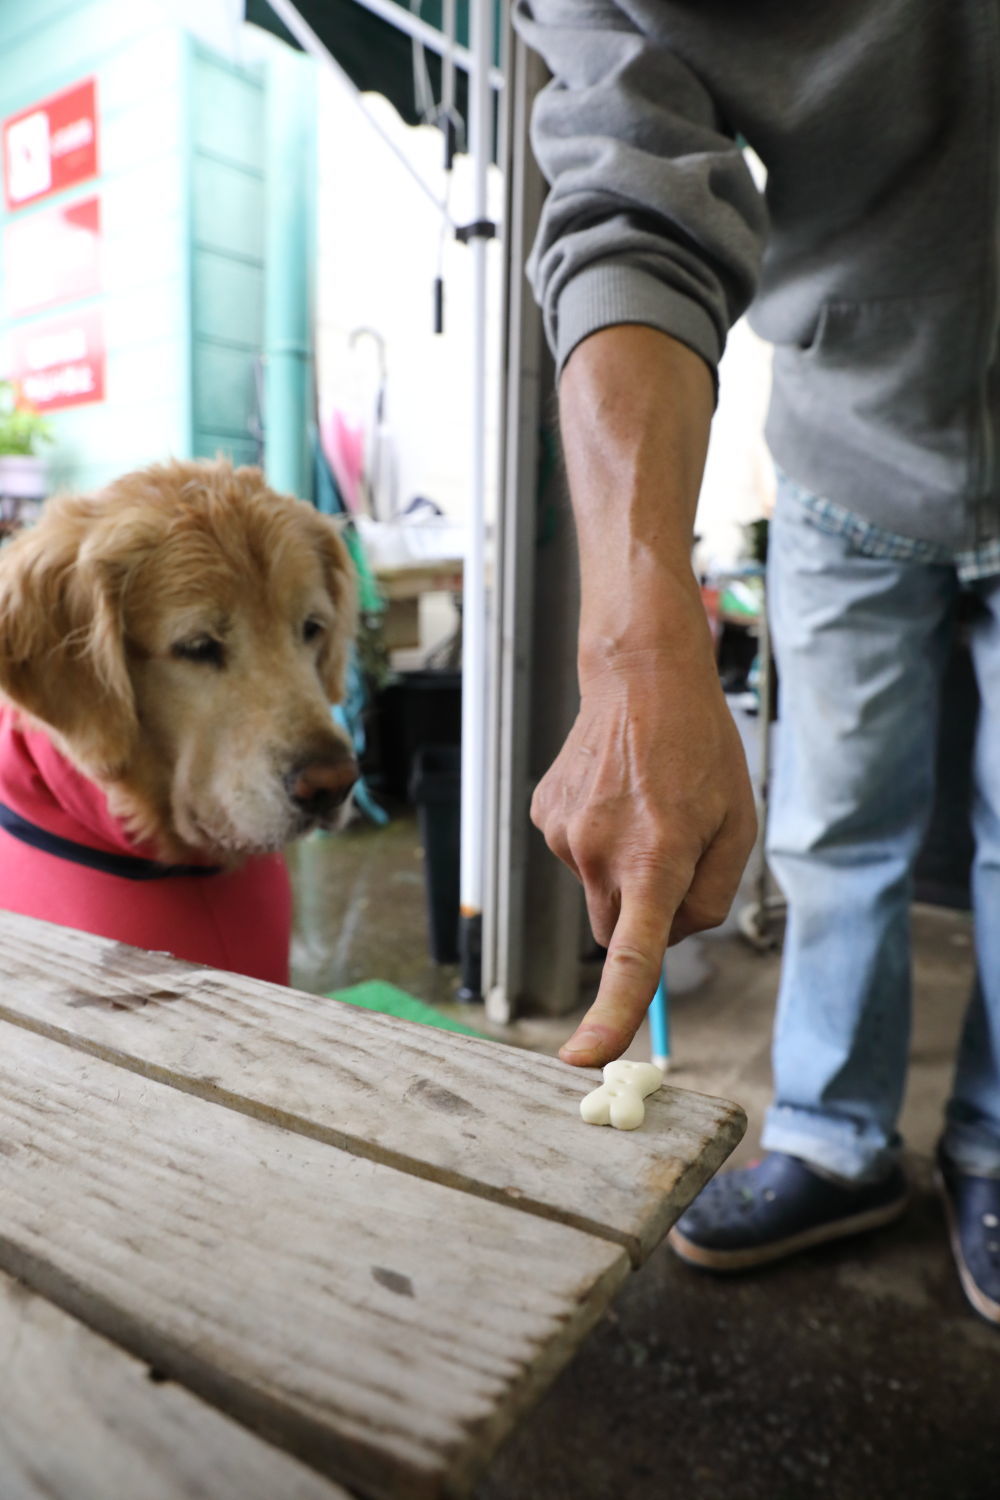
xmin=0 ymin=380 xmax=53 ymax=501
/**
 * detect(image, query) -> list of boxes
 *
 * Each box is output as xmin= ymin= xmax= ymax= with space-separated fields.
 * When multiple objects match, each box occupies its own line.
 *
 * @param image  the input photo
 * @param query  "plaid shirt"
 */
xmin=791 ymin=488 xmax=1000 ymax=585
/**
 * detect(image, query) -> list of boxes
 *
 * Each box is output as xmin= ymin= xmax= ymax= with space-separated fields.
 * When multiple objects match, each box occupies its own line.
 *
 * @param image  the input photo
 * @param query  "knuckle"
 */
xmin=545 ymin=828 xmax=572 ymax=865
xmin=529 ymin=784 xmax=549 ymax=828
xmin=605 ymin=942 xmax=660 ymax=978
xmin=575 ymin=845 xmax=605 ymax=884
xmin=586 ymin=905 xmax=615 ymax=948
xmin=737 ymin=806 xmax=759 ymax=848
xmin=679 ymin=897 xmax=730 ymax=933
xmin=565 ymin=810 xmax=599 ymax=848
xmin=565 ymin=819 xmax=606 ymax=876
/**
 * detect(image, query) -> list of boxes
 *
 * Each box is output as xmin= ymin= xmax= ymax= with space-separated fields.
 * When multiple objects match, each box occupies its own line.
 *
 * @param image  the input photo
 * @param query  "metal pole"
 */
xmin=456 ymin=0 xmax=493 ymax=1001
xmin=483 ymin=29 xmax=546 ymax=1023
xmin=441 ymin=0 xmax=456 ymax=114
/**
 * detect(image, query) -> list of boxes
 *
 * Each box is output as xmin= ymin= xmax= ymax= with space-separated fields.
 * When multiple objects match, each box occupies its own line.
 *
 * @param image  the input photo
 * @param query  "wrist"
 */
xmin=578 ymin=589 xmax=718 ymax=689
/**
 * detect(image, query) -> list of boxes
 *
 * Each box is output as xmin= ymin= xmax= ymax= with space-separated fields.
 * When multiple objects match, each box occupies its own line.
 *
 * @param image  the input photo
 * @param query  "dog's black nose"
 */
xmin=285 ymin=754 xmax=359 ymax=813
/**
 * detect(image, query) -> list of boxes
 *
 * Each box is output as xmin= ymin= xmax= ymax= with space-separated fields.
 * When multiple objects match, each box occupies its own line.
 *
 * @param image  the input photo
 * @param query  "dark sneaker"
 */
xmin=669 ymin=1151 xmax=909 ymax=1271
xmin=936 ymin=1146 xmax=1000 ymax=1325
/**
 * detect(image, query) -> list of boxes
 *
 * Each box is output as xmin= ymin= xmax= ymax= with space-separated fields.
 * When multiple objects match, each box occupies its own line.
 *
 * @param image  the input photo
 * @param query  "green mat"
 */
xmin=327 ymin=980 xmax=488 ymax=1039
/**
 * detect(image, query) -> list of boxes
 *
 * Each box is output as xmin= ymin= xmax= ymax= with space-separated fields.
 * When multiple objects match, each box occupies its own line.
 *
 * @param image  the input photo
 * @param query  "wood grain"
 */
xmin=0 ymin=911 xmax=746 ymax=1263
xmin=0 ymin=1020 xmax=628 ymax=1500
xmin=0 ymin=1270 xmax=350 ymax=1500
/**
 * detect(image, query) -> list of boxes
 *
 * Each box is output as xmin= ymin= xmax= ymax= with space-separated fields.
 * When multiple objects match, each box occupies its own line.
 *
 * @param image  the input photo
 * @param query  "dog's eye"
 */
xmin=171 ymin=637 xmax=225 ymax=668
xmin=302 ymin=617 xmax=325 ymax=644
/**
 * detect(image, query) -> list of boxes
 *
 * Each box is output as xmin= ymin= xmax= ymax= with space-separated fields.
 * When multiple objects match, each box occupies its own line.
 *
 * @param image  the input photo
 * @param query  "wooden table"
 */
xmin=0 ymin=910 xmax=745 ymax=1500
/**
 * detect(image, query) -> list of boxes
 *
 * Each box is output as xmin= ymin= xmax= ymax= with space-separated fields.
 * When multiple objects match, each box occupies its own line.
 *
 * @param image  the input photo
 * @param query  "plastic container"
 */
xmin=372 ymin=670 xmax=461 ymax=802
xmin=409 ymin=744 xmax=461 ymax=963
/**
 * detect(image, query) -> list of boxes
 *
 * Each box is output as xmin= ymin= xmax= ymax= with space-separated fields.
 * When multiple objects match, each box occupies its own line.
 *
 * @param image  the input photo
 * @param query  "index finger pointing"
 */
xmin=558 ymin=886 xmax=679 ymax=1067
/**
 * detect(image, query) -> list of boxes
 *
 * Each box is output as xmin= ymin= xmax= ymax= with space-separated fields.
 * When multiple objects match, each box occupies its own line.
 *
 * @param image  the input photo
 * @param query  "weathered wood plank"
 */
xmin=0 ymin=911 xmax=746 ymax=1263
xmin=0 ymin=1021 xmax=628 ymax=1500
xmin=0 ymin=1270 xmax=351 ymax=1500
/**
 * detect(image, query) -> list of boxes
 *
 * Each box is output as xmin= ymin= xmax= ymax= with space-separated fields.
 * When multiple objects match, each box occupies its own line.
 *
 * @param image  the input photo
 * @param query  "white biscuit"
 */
xmin=580 ymin=1059 xmax=664 ymax=1131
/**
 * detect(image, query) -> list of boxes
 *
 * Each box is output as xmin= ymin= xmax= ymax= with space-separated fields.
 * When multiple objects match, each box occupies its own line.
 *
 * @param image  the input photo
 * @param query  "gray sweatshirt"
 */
xmin=514 ymin=0 xmax=1000 ymax=549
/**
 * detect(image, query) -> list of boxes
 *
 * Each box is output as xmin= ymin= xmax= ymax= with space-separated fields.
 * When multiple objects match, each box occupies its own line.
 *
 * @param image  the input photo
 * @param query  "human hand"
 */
xmin=532 ymin=634 xmax=756 ymax=1068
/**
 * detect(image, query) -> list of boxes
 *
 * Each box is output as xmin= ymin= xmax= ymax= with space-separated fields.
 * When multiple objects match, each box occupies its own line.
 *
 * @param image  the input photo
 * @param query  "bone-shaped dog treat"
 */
xmin=580 ymin=1059 xmax=664 ymax=1131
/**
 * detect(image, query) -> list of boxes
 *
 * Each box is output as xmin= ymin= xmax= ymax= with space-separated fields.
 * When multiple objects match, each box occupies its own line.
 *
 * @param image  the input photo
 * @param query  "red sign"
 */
xmin=3 ymin=79 xmax=99 ymax=211
xmin=11 ymin=308 xmax=105 ymax=411
xmin=4 ymin=196 xmax=101 ymax=316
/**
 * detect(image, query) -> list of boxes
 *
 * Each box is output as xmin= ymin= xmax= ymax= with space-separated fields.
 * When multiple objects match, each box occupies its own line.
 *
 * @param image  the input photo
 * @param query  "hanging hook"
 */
xmin=348 ymin=326 xmax=387 ymax=387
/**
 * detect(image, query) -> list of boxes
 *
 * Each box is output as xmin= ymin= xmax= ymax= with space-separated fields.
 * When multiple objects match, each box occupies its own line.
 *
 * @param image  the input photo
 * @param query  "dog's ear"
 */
xmin=0 ymin=496 xmax=139 ymax=776
xmin=312 ymin=515 xmax=358 ymax=703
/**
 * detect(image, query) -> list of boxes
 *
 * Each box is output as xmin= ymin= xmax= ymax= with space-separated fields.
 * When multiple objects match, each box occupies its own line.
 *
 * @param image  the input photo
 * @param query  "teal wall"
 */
xmin=189 ymin=40 xmax=266 ymax=470
xmin=262 ymin=40 xmax=316 ymax=501
xmin=0 ymin=0 xmax=316 ymax=496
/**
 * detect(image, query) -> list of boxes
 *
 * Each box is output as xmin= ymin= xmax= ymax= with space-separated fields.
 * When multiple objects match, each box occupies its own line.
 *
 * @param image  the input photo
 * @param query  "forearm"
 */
xmin=558 ymin=325 xmax=717 ymax=687
xmin=535 ymin=324 xmax=755 ymax=1065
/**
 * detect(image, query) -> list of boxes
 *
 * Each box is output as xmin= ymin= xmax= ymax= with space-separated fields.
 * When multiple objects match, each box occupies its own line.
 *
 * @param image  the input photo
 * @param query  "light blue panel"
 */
xmin=103 ymin=280 xmax=187 ymax=350
xmin=192 ymin=431 xmax=260 ymax=468
xmin=0 ymin=0 xmax=80 ymax=50
xmin=262 ymin=44 xmax=317 ymax=500
xmin=192 ymin=156 xmax=265 ymax=260
xmin=9 ymin=284 xmax=186 ymax=355
xmin=100 ymin=161 xmax=186 ymax=287
xmin=193 ymin=249 xmax=263 ymax=347
xmin=46 ymin=402 xmax=187 ymax=461
xmin=97 ymin=23 xmax=182 ymax=114
xmin=45 ymin=390 xmax=190 ymax=491
xmin=100 ymin=95 xmax=185 ymax=180
xmin=187 ymin=40 xmax=268 ymax=462
xmin=0 ymin=0 xmax=168 ymax=120
xmin=192 ymin=340 xmax=256 ymax=436
xmin=190 ymin=48 xmax=265 ymax=171
xmin=107 ymin=335 xmax=186 ymax=403
xmin=0 ymin=0 xmax=189 ymax=491
xmin=0 ymin=6 xmax=302 ymax=496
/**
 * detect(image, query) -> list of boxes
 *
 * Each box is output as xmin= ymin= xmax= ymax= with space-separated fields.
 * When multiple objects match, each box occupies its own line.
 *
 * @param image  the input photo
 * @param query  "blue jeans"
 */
xmin=761 ymin=479 xmax=1000 ymax=1180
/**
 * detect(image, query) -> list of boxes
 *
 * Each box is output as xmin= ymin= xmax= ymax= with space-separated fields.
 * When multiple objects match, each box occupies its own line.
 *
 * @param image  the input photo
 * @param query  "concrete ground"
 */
xmin=287 ymin=792 xmax=999 ymax=1500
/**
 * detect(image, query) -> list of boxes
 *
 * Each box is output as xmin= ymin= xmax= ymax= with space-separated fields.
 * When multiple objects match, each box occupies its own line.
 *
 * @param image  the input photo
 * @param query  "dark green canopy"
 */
xmin=245 ymin=0 xmax=482 ymax=132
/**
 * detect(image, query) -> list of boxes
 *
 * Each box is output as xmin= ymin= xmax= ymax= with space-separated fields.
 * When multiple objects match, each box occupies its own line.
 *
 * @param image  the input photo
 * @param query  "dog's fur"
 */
xmin=0 ymin=458 xmax=359 ymax=866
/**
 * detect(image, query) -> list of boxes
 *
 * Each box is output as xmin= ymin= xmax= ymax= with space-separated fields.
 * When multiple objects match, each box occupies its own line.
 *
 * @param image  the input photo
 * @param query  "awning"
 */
xmin=244 ymin=0 xmax=501 ymax=136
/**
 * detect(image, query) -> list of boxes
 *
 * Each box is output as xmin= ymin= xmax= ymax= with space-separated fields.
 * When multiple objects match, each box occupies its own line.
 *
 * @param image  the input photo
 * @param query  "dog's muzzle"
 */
xmin=284 ymin=752 xmax=360 ymax=821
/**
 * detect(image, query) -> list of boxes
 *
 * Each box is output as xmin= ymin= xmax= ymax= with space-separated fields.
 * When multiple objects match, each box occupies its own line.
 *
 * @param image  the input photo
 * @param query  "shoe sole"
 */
xmin=935 ymin=1168 xmax=1000 ymax=1325
xmin=668 ymin=1191 xmax=909 ymax=1273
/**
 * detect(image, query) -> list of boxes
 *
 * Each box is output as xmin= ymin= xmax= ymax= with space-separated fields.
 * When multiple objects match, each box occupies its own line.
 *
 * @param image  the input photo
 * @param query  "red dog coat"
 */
xmin=0 ymin=705 xmax=291 ymax=983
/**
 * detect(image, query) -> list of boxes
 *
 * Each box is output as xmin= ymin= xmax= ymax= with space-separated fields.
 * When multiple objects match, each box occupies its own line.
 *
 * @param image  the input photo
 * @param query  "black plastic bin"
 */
xmin=370 ymin=671 xmax=462 ymax=803
xmin=410 ymin=744 xmax=461 ymax=964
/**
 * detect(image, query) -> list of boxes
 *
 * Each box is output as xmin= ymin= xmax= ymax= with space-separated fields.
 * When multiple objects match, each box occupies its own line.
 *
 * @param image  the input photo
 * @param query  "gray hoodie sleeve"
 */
xmin=513 ymin=0 xmax=767 ymax=380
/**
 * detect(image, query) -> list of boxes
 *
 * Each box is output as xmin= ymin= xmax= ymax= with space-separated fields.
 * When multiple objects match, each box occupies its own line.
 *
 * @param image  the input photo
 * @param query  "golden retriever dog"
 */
xmin=0 ymin=458 xmax=358 ymax=983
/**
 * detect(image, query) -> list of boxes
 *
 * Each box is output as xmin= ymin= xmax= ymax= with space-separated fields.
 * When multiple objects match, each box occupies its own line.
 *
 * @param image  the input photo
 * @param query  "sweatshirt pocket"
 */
xmin=805 ymin=291 xmax=974 ymax=412
xmin=775 ymin=288 xmax=981 ymax=491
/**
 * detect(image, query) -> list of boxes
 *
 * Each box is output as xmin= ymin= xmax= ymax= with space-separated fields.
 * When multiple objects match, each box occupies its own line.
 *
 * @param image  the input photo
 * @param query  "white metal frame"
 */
xmin=455 ymin=0 xmax=495 ymax=996
xmin=483 ymin=22 xmax=584 ymax=1020
xmin=260 ymin=2 xmax=708 ymax=1024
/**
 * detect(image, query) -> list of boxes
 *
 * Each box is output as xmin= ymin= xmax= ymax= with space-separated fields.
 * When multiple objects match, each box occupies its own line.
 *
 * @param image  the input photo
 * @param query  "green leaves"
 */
xmin=0 ymin=380 xmax=54 ymax=457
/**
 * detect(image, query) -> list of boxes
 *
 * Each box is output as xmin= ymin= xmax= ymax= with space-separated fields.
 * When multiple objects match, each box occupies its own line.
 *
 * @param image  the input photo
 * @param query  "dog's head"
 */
xmin=0 ymin=458 xmax=359 ymax=860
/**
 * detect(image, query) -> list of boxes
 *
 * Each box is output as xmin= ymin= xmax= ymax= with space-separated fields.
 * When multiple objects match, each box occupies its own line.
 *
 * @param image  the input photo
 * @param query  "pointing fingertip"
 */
xmin=559 ymin=1026 xmax=615 ymax=1067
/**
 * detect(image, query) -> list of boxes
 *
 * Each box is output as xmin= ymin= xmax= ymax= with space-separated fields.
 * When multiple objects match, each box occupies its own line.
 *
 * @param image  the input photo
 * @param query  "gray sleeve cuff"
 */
xmin=554 ymin=263 xmax=724 ymax=386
